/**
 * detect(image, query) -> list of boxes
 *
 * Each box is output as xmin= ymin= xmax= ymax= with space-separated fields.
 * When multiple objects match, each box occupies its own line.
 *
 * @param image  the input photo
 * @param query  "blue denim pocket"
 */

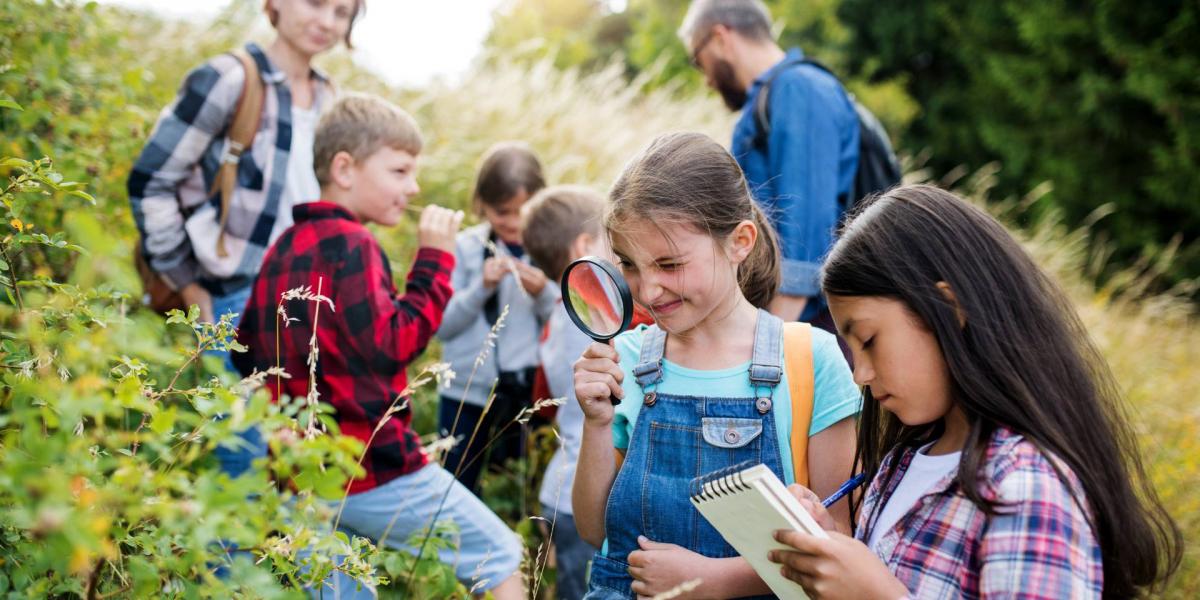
xmin=700 ymin=417 xmax=763 ymax=449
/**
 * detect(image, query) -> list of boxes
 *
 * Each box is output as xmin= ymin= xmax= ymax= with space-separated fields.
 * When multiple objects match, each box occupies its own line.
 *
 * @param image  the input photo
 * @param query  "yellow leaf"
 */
xmin=89 ymin=515 xmax=110 ymax=536
xmin=69 ymin=546 xmax=91 ymax=574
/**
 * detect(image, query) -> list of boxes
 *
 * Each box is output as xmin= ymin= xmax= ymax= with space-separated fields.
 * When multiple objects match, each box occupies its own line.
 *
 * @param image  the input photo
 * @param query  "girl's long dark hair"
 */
xmin=823 ymin=185 xmax=1181 ymax=597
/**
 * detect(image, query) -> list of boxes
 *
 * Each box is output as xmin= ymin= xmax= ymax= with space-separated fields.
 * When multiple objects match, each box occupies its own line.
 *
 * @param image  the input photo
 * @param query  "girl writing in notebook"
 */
xmin=572 ymin=133 xmax=861 ymax=599
xmin=769 ymin=185 xmax=1181 ymax=598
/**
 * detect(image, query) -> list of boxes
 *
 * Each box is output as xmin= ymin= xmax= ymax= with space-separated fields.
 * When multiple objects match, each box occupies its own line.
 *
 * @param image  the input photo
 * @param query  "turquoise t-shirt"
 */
xmin=611 ymin=324 xmax=861 ymax=485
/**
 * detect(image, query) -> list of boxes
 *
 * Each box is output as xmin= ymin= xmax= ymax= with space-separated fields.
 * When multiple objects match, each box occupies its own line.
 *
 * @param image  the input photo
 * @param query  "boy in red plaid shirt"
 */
xmin=233 ymin=93 xmax=524 ymax=599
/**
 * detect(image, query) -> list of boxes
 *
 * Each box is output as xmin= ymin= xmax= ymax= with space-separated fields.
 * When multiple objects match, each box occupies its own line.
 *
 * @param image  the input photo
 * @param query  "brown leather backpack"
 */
xmin=136 ymin=48 xmax=265 ymax=313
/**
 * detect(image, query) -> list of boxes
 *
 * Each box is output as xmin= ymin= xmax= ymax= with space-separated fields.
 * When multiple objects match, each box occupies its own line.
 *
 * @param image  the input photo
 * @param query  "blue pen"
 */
xmin=821 ymin=473 xmax=867 ymax=508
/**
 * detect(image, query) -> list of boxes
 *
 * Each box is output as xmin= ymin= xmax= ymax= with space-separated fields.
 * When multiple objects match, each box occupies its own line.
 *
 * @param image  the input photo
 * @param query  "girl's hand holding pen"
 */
xmin=768 ymin=529 xmax=908 ymax=600
xmin=775 ymin=479 xmax=907 ymax=599
xmin=786 ymin=484 xmax=841 ymax=534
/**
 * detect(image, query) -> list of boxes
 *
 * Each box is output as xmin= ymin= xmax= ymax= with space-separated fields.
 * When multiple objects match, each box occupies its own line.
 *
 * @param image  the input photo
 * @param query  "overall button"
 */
xmin=755 ymin=397 xmax=772 ymax=414
xmin=723 ymin=428 xmax=741 ymax=445
xmin=643 ymin=392 xmax=657 ymax=407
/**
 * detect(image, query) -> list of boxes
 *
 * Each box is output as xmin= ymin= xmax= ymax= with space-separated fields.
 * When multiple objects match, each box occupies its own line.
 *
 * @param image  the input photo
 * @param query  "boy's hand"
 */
xmin=417 ymin=205 xmax=464 ymax=254
xmin=514 ymin=260 xmax=549 ymax=295
xmin=482 ymin=257 xmax=510 ymax=290
xmin=787 ymin=484 xmax=840 ymax=532
xmin=573 ymin=341 xmax=624 ymax=425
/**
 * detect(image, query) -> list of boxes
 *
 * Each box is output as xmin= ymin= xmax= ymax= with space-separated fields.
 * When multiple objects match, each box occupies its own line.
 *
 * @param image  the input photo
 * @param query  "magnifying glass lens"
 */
xmin=561 ymin=257 xmax=633 ymax=343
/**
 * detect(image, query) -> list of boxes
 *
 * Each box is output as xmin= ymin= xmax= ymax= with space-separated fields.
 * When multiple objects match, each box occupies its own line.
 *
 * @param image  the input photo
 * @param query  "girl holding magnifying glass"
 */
xmin=572 ymin=133 xmax=861 ymax=599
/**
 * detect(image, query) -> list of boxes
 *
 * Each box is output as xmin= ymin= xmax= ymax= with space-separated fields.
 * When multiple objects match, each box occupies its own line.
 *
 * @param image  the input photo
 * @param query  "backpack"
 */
xmin=752 ymin=57 xmax=901 ymax=212
xmin=783 ymin=322 xmax=814 ymax=486
xmin=135 ymin=48 xmax=265 ymax=313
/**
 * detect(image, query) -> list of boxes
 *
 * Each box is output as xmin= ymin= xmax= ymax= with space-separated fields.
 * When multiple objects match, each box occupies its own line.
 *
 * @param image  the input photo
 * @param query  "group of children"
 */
xmin=227 ymin=92 xmax=627 ymax=598
xmin=124 ymin=4 xmax=1180 ymax=600
xmin=126 ymin=2 xmax=1180 ymax=597
xmin=224 ymin=94 xmax=1180 ymax=599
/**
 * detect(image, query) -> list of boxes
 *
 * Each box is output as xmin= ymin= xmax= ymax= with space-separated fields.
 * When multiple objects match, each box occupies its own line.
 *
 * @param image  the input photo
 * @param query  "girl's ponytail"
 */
xmin=740 ymin=200 xmax=781 ymax=309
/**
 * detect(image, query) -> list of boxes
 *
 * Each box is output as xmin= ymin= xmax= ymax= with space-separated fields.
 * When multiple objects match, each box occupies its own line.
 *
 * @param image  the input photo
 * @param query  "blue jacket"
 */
xmin=731 ymin=48 xmax=859 ymax=303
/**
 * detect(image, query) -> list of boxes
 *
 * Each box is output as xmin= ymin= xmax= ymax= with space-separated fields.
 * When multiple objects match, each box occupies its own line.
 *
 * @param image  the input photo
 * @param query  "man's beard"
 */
xmin=713 ymin=58 xmax=747 ymax=111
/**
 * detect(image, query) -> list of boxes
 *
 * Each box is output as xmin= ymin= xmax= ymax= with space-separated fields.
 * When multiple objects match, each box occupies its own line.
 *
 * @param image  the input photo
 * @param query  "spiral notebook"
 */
xmin=689 ymin=462 xmax=829 ymax=599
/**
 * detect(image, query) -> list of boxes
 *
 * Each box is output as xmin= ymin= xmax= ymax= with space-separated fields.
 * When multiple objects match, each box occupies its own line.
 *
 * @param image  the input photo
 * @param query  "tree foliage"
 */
xmin=839 ymin=0 xmax=1200 ymax=287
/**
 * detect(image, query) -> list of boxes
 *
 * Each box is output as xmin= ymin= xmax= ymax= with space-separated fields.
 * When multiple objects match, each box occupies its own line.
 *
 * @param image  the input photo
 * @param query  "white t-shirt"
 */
xmin=273 ymin=104 xmax=322 ymax=238
xmin=866 ymin=441 xmax=962 ymax=551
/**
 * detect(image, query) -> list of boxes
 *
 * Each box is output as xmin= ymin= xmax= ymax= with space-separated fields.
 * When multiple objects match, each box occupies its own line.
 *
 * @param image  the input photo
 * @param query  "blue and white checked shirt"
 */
xmin=128 ymin=43 xmax=334 ymax=297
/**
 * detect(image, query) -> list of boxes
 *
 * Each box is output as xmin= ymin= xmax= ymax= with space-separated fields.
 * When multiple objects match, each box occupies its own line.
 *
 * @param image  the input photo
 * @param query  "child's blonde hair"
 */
xmin=313 ymin=93 xmax=422 ymax=186
xmin=607 ymin=132 xmax=781 ymax=308
xmin=520 ymin=185 xmax=606 ymax=281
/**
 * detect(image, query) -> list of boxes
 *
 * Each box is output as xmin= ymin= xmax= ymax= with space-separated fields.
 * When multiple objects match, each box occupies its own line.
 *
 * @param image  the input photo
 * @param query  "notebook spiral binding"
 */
xmin=688 ymin=460 xmax=760 ymax=502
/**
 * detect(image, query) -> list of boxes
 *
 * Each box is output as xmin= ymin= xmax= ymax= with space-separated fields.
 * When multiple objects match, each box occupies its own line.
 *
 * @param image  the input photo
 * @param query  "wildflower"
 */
xmin=516 ymin=396 xmax=566 ymax=424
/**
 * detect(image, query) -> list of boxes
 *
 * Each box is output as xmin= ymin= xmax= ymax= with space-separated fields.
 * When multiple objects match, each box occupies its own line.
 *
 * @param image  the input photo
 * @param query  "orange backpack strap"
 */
xmin=209 ymin=48 xmax=265 ymax=258
xmin=783 ymin=322 xmax=815 ymax=487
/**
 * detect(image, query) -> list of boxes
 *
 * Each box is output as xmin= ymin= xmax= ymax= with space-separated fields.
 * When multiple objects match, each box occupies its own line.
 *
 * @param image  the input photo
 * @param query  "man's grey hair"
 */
xmin=677 ymin=0 xmax=776 ymax=47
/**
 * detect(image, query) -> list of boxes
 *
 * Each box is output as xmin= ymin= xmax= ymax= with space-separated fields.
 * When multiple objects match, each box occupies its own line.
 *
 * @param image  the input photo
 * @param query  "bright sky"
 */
xmin=96 ymin=0 xmax=506 ymax=87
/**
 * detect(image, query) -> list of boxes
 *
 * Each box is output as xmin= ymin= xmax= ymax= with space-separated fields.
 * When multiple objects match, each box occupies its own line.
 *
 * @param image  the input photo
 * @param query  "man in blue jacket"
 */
xmin=680 ymin=0 xmax=859 ymax=330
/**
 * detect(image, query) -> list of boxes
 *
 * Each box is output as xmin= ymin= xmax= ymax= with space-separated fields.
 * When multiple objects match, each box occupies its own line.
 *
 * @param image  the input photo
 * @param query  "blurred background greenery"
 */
xmin=0 ymin=0 xmax=1196 ymax=596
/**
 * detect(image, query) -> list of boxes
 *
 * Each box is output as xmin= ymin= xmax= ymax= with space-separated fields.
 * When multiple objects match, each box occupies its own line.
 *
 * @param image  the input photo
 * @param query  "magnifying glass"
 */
xmin=561 ymin=257 xmax=634 ymax=343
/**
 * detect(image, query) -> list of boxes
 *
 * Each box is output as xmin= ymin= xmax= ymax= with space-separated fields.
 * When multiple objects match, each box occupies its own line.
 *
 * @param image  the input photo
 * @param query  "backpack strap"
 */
xmin=752 ymin=57 xmax=830 ymax=149
xmin=783 ymin=322 xmax=815 ymax=487
xmin=209 ymin=48 xmax=265 ymax=258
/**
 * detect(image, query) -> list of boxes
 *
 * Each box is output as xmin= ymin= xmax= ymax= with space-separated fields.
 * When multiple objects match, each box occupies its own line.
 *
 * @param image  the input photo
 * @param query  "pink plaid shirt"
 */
xmin=856 ymin=426 xmax=1103 ymax=599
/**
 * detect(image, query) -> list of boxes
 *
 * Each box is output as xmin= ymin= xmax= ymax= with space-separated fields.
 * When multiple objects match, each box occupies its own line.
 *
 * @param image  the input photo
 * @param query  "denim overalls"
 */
xmin=585 ymin=310 xmax=787 ymax=599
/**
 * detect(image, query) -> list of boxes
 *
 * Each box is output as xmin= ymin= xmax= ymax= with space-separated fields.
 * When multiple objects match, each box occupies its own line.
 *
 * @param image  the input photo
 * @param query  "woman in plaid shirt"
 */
xmin=769 ymin=186 xmax=1181 ymax=599
xmin=128 ymin=0 xmax=364 ymax=481
xmin=128 ymin=0 xmax=363 ymax=324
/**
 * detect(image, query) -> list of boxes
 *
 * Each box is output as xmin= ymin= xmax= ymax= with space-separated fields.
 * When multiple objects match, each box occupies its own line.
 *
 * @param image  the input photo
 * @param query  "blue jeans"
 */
xmin=329 ymin=463 xmax=523 ymax=596
xmin=208 ymin=286 xmax=267 ymax=478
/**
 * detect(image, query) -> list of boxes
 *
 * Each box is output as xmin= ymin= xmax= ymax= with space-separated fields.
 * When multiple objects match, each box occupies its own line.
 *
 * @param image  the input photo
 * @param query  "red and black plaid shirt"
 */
xmin=233 ymin=201 xmax=454 ymax=494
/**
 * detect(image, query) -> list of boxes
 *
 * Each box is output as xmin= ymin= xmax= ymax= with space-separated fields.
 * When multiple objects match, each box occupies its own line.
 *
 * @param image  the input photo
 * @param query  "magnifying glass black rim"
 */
xmin=560 ymin=256 xmax=634 ymax=342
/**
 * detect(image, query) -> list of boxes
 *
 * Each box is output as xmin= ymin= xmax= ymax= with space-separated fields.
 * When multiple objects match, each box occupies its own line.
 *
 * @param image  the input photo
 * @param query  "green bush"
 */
xmin=838 ymin=0 xmax=1200 ymax=290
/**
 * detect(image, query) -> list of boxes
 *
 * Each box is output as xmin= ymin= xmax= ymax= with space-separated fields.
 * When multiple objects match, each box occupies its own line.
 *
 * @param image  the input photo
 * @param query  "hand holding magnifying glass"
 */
xmin=561 ymin=257 xmax=635 ymax=407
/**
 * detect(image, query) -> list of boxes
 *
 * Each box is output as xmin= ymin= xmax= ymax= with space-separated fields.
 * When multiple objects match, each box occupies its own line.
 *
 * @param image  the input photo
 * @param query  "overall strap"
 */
xmin=632 ymin=326 xmax=667 ymax=392
xmin=783 ymin=322 xmax=815 ymax=486
xmin=748 ymin=309 xmax=784 ymax=391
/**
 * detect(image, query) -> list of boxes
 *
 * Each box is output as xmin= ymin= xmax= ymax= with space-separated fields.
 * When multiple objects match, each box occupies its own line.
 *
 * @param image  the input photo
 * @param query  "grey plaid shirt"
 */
xmin=127 ymin=43 xmax=333 ymax=297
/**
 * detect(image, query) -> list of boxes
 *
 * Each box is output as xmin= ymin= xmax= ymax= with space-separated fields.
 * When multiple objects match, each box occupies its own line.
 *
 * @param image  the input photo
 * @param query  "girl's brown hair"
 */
xmin=607 ymin=132 xmax=780 ymax=309
xmin=473 ymin=141 xmax=546 ymax=209
xmin=264 ymin=0 xmax=365 ymax=49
